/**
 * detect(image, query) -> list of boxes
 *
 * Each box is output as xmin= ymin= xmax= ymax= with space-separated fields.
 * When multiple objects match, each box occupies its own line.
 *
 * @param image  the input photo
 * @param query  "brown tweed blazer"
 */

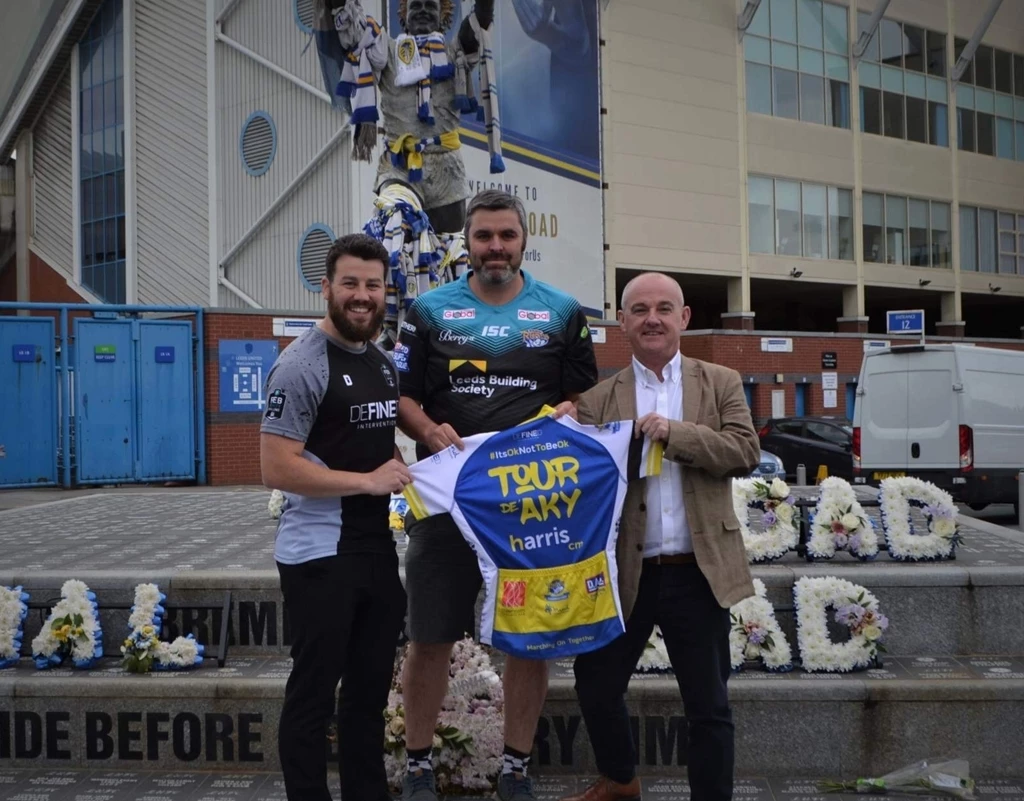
xmin=576 ymin=355 xmax=760 ymax=619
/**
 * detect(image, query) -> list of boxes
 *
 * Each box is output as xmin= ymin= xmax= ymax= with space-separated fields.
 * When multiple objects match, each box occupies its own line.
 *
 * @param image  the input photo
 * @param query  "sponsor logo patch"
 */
xmin=585 ymin=573 xmax=606 ymax=594
xmin=443 ymin=308 xmax=476 ymax=320
xmin=501 ymin=580 xmax=527 ymax=608
xmin=517 ymin=309 xmax=550 ymax=322
xmin=392 ymin=342 xmax=410 ymax=372
xmin=265 ymin=389 xmax=286 ymax=420
xmin=521 ymin=328 xmax=549 ymax=348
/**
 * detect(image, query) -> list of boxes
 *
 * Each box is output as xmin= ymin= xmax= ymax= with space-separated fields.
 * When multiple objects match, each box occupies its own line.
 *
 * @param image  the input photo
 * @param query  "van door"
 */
xmin=906 ymin=352 xmax=960 ymax=469
xmin=861 ymin=352 xmax=910 ymax=476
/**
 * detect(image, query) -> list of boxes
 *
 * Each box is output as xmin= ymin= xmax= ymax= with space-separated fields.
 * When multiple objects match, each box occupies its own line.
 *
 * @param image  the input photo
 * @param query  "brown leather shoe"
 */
xmin=559 ymin=776 xmax=642 ymax=801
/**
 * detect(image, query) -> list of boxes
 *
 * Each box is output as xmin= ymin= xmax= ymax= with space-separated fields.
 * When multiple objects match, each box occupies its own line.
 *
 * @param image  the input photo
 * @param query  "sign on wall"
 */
xmin=218 ymin=340 xmax=279 ymax=413
xmin=386 ymin=0 xmax=605 ymax=318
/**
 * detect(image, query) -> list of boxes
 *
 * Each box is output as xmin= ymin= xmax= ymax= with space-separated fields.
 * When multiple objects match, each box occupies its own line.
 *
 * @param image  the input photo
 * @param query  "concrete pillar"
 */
xmin=723 ymin=277 xmax=755 ymax=329
xmin=13 ymin=130 xmax=31 ymax=311
xmin=936 ymin=291 xmax=965 ymax=337
xmin=837 ymin=285 xmax=868 ymax=332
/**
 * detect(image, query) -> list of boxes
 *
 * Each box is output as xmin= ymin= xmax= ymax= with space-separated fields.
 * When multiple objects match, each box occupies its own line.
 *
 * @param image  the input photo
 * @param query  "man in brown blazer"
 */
xmin=560 ymin=272 xmax=760 ymax=801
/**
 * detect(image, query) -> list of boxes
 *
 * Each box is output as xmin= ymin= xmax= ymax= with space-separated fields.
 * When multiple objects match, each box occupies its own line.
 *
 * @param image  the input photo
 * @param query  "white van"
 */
xmin=852 ymin=343 xmax=1024 ymax=513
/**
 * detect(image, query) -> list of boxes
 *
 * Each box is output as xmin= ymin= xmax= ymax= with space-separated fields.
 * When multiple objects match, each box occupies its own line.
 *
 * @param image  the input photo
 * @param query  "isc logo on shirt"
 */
xmin=501 ymin=580 xmax=527 ymax=608
xmin=517 ymin=309 xmax=550 ymax=322
xmin=443 ymin=308 xmax=476 ymax=320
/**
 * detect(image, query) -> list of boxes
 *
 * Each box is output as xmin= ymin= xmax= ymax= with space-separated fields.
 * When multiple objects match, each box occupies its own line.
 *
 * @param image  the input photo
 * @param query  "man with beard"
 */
xmin=260 ymin=232 xmax=412 ymax=801
xmin=393 ymin=189 xmax=599 ymax=801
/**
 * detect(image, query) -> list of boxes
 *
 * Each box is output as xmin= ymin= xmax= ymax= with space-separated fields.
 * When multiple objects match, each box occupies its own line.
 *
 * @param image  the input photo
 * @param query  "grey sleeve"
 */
xmin=260 ymin=349 xmax=328 ymax=443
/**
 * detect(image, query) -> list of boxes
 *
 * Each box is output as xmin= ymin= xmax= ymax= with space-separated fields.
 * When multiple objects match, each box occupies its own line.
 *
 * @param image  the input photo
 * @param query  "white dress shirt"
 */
xmin=633 ymin=351 xmax=692 ymax=557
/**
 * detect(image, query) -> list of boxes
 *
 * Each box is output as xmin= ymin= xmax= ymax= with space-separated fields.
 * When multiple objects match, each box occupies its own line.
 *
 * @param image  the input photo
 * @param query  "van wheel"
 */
xmin=967 ymin=503 xmax=989 ymax=511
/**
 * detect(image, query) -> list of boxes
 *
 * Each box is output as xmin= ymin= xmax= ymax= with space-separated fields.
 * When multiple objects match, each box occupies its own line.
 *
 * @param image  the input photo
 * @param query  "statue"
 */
xmin=312 ymin=0 xmax=503 ymax=234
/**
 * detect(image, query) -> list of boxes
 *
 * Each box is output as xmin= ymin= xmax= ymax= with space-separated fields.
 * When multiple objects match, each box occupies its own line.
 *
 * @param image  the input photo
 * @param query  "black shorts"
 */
xmin=404 ymin=513 xmax=483 ymax=644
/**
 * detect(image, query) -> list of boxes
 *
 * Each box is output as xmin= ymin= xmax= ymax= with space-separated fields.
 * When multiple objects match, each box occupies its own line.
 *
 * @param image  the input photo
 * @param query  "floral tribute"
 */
xmin=31 ymin=580 xmax=103 ymax=669
xmin=383 ymin=637 xmax=504 ymax=792
xmin=121 ymin=583 xmax=204 ymax=673
xmin=729 ymin=578 xmax=793 ymax=672
xmin=0 ymin=585 xmax=31 ymax=669
xmin=733 ymin=477 xmax=799 ymax=563
xmin=794 ymin=576 xmax=889 ymax=673
xmin=807 ymin=477 xmax=880 ymax=561
xmin=879 ymin=477 xmax=961 ymax=561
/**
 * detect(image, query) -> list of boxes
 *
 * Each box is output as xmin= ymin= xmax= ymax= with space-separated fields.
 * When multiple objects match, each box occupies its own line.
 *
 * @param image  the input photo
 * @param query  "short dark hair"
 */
xmin=464 ymin=189 xmax=528 ymax=243
xmin=325 ymin=233 xmax=389 ymax=281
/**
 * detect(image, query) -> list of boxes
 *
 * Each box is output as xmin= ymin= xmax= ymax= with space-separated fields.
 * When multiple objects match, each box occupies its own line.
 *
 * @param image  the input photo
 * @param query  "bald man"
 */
xmin=559 ymin=272 xmax=760 ymax=801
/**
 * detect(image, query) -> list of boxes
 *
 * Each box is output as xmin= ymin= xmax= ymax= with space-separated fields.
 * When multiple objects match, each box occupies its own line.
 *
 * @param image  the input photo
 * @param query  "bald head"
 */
xmin=618 ymin=272 xmax=691 ymax=374
xmin=620 ymin=272 xmax=685 ymax=311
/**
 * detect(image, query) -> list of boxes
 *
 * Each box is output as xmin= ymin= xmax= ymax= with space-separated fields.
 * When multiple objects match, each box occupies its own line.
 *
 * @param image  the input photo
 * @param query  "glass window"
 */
xmin=903 ymin=25 xmax=925 ymax=73
xmin=828 ymin=186 xmax=853 ymax=260
xmin=1015 ymin=55 xmax=1024 ymax=99
xmin=996 ymin=118 xmax=1014 ymax=159
xmin=879 ymin=19 xmax=903 ymax=68
xmin=995 ymin=93 xmax=1014 ymax=118
xmin=776 ymin=180 xmax=802 ymax=257
xmin=772 ymin=0 xmax=798 ymax=43
xmin=747 ymin=62 xmax=773 ymax=115
xmin=861 ymin=86 xmax=882 ymax=134
xmin=806 ymin=421 xmax=849 ymax=446
xmin=906 ymin=96 xmax=927 ymax=143
xmin=883 ymin=91 xmax=905 ymax=138
xmin=745 ymin=35 xmax=771 ymax=65
xmin=797 ymin=0 xmax=823 ymax=48
xmin=822 ymin=3 xmax=847 ymax=54
xmin=799 ymin=47 xmax=824 ymax=75
xmin=749 ymin=177 xmax=775 ymax=254
xmin=930 ymin=202 xmax=950 ymax=268
xmin=774 ymin=69 xmax=800 ymax=119
xmin=802 ymin=183 xmax=827 ymax=258
xmin=960 ymin=206 xmax=977 ymax=272
xmin=994 ymin=50 xmax=1013 ymax=94
xmin=857 ymin=12 xmax=880 ymax=62
xmin=748 ymin=0 xmax=770 ymax=37
xmin=828 ymin=79 xmax=850 ymax=128
xmin=908 ymin=198 xmax=929 ymax=266
xmin=958 ymin=108 xmax=976 ymax=151
xmin=977 ymin=113 xmax=995 ymax=156
xmin=863 ymin=192 xmax=884 ymax=263
xmin=954 ymin=38 xmax=973 ymax=84
xmin=800 ymin=73 xmax=826 ymax=124
xmin=927 ymin=31 xmax=946 ymax=78
xmin=929 ymin=102 xmax=948 ymax=147
xmin=1017 ymin=122 xmax=1024 ymax=160
xmin=885 ymin=195 xmax=907 ymax=265
xmin=978 ymin=208 xmax=997 ymax=273
xmin=773 ymin=41 xmax=799 ymax=70
xmin=975 ymin=45 xmax=994 ymax=89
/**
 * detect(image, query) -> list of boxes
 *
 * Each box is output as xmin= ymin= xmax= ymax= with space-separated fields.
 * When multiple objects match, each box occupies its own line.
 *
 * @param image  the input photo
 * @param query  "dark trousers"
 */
xmin=573 ymin=562 xmax=734 ymax=801
xmin=277 ymin=550 xmax=406 ymax=801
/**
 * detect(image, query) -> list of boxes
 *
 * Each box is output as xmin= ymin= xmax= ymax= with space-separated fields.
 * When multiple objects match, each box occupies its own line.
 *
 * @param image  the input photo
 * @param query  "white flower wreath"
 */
xmin=31 ymin=580 xmax=103 ymax=669
xmin=729 ymin=578 xmax=793 ymax=672
xmin=733 ymin=477 xmax=799 ymax=563
xmin=122 ymin=583 xmax=205 ymax=673
xmin=268 ymin=489 xmax=285 ymax=520
xmin=636 ymin=625 xmax=672 ymax=673
xmin=794 ymin=576 xmax=889 ymax=673
xmin=879 ymin=477 xmax=961 ymax=561
xmin=0 ymin=585 xmax=30 ymax=669
xmin=807 ymin=477 xmax=880 ymax=561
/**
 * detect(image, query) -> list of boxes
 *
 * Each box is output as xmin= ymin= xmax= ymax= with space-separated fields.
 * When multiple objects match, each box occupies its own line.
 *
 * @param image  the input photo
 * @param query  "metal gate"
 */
xmin=0 ymin=303 xmax=206 ymax=488
xmin=0 ymin=317 xmax=59 ymax=487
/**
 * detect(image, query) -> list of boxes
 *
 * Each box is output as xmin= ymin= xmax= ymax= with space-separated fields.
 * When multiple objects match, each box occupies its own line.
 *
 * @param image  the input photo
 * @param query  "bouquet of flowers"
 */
xmin=821 ymin=758 xmax=976 ymax=799
xmin=268 ymin=489 xmax=285 ymax=520
xmin=636 ymin=626 xmax=672 ymax=673
xmin=383 ymin=637 xmax=504 ymax=791
xmin=31 ymin=580 xmax=103 ymax=669
xmin=0 ymin=585 xmax=30 ymax=669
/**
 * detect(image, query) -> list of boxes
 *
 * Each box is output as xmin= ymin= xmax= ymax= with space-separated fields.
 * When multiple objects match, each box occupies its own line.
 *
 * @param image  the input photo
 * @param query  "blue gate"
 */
xmin=0 ymin=302 xmax=205 ymax=488
xmin=0 ymin=317 xmax=59 ymax=487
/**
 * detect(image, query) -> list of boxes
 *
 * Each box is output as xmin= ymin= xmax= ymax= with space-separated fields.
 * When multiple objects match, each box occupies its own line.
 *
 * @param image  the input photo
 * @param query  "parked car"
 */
xmin=757 ymin=416 xmax=854 ymax=481
xmin=853 ymin=343 xmax=1024 ymax=515
xmin=750 ymin=449 xmax=785 ymax=481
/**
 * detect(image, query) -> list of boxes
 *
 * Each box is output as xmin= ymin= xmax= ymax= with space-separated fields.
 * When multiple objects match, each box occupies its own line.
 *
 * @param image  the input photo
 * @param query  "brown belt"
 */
xmin=643 ymin=552 xmax=696 ymax=566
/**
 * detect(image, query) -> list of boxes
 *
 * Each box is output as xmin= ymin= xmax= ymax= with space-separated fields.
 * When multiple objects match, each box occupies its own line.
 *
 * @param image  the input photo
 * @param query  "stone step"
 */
xmin=2 ymin=657 xmax=1022 ymax=777
xmin=7 ymin=560 xmax=1024 ymax=662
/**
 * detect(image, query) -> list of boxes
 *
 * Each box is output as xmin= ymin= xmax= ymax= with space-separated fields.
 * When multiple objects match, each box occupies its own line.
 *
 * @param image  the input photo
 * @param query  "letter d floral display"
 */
xmin=794 ymin=576 xmax=889 ymax=673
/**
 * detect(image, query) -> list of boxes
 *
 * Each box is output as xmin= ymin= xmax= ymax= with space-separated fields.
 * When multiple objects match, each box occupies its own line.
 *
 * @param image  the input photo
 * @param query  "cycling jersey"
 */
xmin=394 ymin=269 xmax=598 ymax=460
xmin=403 ymin=412 xmax=662 ymax=659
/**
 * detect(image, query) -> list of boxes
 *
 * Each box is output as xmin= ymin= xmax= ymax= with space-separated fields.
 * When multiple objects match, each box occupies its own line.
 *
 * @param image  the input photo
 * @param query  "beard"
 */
xmin=472 ymin=251 xmax=522 ymax=287
xmin=327 ymin=292 xmax=385 ymax=344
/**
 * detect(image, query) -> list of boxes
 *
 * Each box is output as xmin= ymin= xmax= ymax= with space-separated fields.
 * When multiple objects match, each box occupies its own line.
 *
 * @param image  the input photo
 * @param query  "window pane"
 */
xmin=906 ymin=95 xmax=927 ymax=142
xmin=91 ymin=86 xmax=103 ymax=132
xmin=994 ymin=93 xmax=1013 ymax=118
xmin=958 ymin=108 xmax=976 ymax=151
xmin=927 ymin=76 xmax=946 ymax=102
xmin=975 ymin=45 xmax=994 ymax=89
xmin=1017 ymin=122 xmax=1024 ymax=160
xmin=929 ymin=102 xmax=948 ymax=147
xmin=957 ymin=84 xmax=975 ymax=109
xmin=747 ymin=63 xmax=773 ymax=115
xmin=960 ymin=207 xmax=977 ymax=271
xmin=863 ymin=193 xmax=884 ymax=262
xmin=905 ymin=71 xmax=926 ymax=99
xmin=975 ymin=88 xmax=994 ymax=114
xmin=1015 ymin=55 xmax=1024 ymax=99
xmin=996 ymin=118 xmax=1013 ymax=159
xmin=80 ymin=40 xmax=92 ymax=87
xmin=799 ymin=47 xmax=824 ymax=75
xmin=999 ymin=254 xmax=1015 ymax=273
xmin=909 ymin=198 xmax=929 ymax=266
xmin=828 ymin=186 xmax=853 ymax=260
xmin=800 ymin=73 xmax=826 ymax=124
xmin=827 ymin=79 xmax=850 ymax=128
xmin=879 ymin=19 xmax=903 ymax=68
xmin=802 ymin=183 xmax=827 ymax=258
xmin=104 ymin=81 xmax=116 ymax=128
xmin=883 ymin=91 xmax=905 ymax=139
xmin=81 ymin=89 xmax=92 ymax=135
xmin=955 ymin=38 xmax=973 ymax=85
xmin=977 ymin=112 xmax=995 ymax=156
xmin=885 ymin=195 xmax=908 ymax=265
xmin=103 ymin=35 xmax=115 ymax=82
xmin=979 ymin=208 xmax=997 ymax=272
xmin=797 ymin=0 xmax=823 ymax=48
xmin=861 ymin=86 xmax=882 ymax=134
xmin=927 ymin=31 xmax=946 ymax=78
xmin=1000 ymin=233 xmax=1015 ymax=252
xmin=80 ymin=179 xmax=92 ymax=222
xmin=748 ymin=0 xmax=770 ymax=37
xmin=771 ymin=0 xmax=798 ymax=43
xmin=903 ymin=25 xmax=924 ymax=73
xmin=748 ymin=177 xmax=775 ymax=254
xmin=776 ymin=180 xmax=802 ymax=257
xmin=859 ymin=62 xmax=880 ymax=89
xmin=822 ymin=2 xmax=847 ymax=54
xmin=881 ymin=65 xmax=904 ymax=93
xmin=745 ymin=35 xmax=771 ymax=65
xmin=998 ymin=212 xmax=1015 ymax=231
xmin=773 ymin=41 xmax=799 ymax=70
xmin=115 ymin=172 xmax=125 ymax=215
xmin=857 ymin=12 xmax=880 ymax=62
xmin=930 ymin=202 xmax=950 ymax=268
xmin=774 ymin=68 xmax=800 ymax=119
xmin=825 ymin=54 xmax=848 ymax=81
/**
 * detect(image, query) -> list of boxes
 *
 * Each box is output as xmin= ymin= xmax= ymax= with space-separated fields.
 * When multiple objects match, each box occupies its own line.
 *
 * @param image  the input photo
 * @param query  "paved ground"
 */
xmin=0 ymin=770 xmax=1020 ymax=801
xmin=960 ymin=503 xmax=1023 ymax=533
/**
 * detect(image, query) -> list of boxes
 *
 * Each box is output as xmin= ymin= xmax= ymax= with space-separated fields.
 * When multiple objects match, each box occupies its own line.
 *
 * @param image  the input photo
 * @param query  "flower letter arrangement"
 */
xmin=733 ymin=477 xmax=798 ymax=563
xmin=794 ymin=576 xmax=889 ymax=673
xmin=807 ymin=477 xmax=880 ymax=561
xmin=122 ymin=583 xmax=204 ymax=673
xmin=0 ymin=585 xmax=31 ymax=669
xmin=879 ymin=477 xmax=961 ymax=561
xmin=729 ymin=578 xmax=793 ymax=672
xmin=31 ymin=580 xmax=103 ymax=669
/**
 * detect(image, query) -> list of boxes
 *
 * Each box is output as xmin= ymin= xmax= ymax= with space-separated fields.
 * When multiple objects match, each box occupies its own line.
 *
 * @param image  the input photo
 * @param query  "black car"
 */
xmin=757 ymin=416 xmax=854 ymax=481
